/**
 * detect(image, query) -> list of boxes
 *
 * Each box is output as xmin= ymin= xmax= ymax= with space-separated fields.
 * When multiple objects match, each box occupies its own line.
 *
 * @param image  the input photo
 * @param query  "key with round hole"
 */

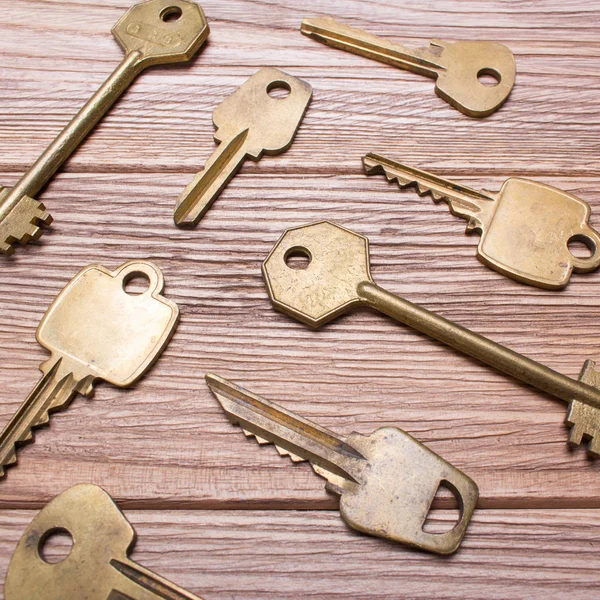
xmin=363 ymin=153 xmax=600 ymax=289
xmin=0 ymin=0 xmax=209 ymax=255
xmin=301 ymin=16 xmax=515 ymax=118
xmin=207 ymin=373 xmax=478 ymax=555
xmin=0 ymin=261 xmax=179 ymax=478
xmin=263 ymin=221 xmax=600 ymax=455
xmin=174 ymin=67 xmax=312 ymax=226
xmin=5 ymin=484 xmax=204 ymax=599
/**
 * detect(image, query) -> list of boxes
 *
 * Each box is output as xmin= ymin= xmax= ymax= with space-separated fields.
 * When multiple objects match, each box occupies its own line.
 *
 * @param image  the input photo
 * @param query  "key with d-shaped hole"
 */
xmin=262 ymin=221 xmax=600 ymax=454
xmin=5 ymin=484 xmax=205 ymax=599
xmin=301 ymin=16 xmax=515 ymax=117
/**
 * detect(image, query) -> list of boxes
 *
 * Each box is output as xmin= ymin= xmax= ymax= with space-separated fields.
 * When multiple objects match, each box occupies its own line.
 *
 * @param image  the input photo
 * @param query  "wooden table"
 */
xmin=0 ymin=0 xmax=599 ymax=597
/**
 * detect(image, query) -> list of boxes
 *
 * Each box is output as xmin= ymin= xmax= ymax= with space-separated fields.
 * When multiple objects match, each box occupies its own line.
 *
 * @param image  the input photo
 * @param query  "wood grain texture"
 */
xmin=0 ymin=0 xmax=599 ymax=595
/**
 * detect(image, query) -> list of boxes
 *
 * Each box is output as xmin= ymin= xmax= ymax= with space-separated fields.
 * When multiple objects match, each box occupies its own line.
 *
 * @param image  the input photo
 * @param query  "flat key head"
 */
xmin=479 ymin=178 xmax=600 ymax=289
xmin=213 ymin=67 xmax=313 ymax=157
xmin=5 ymin=485 xmax=135 ymax=599
xmin=436 ymin=41 xmax=516 ymax=118
xmin=341 ymin=428 xmax=479 ymax=555
xmin=37 ymin=261 xmax=179 ymax=385
xmin=112 ymin=0 xmax=209 ymax=67
xmin=263 ymin=221 xmax=371 ymax=327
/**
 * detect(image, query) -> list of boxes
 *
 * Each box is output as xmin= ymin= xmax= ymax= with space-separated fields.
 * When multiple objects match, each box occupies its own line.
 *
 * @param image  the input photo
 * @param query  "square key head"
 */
xmin=112 ymin=0 xmax=209 ymax=67
xmin=340 ymin=428 xmax=479 ymax=555
xmin=37 ymin=261 xmax=179 ymax=386
xmin=479 ymin=178 xmax=600 ymax=289
xmin=262 ymin=222 xmax=371 ymax=328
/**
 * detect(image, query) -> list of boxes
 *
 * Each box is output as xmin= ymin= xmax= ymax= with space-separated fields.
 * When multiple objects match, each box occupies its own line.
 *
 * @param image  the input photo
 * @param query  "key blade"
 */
xmin=206 ymin=374 xmax=364 ymax=482
xmin=363 ymin=153 xmax=496 ymax=232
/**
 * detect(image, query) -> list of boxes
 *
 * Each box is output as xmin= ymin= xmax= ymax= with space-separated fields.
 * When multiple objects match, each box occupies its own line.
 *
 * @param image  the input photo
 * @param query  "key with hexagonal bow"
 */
xmin=262 ymin=221 xmax=600 ymax=455
xmin=301 ymin=17 xmax=515 ymax=117
xmin=0 ymin=0 xmax=209 ymax=255
xmin=173 ymin=68 xmax=312 ymax=227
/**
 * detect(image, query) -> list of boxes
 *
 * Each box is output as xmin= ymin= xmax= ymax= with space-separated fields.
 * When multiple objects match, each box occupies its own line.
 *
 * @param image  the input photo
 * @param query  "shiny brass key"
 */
xmin=0 ymin=261 xmax=179 ymax=478
xmin=263 ymin=221 xmax=600 ymax=454
xmin=0 ymin=0 xmax=209 ymax=255
xmin=364 ymin=153 xmax=600 ymax=289
xmin=174 ymin=67 xmax=312 ymax=226
xmin=5 ymin=484 xmax=204 ymax=599
xmin=301 ymin=16 xmax=515 ymax=117
xmin=207 ymin=374 xmax=478 ymax=555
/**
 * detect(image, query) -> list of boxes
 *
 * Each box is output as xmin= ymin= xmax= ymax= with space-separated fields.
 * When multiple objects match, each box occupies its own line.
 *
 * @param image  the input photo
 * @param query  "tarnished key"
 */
xmin=301 ymin=16 xmax=515 ymax=117
xmin=0 ymin=261 xmax=179 ymax=477
xmin=5 ymin=484 xmax=204 ymax=599
xmin=262 ymin=221 xmax=600 ymax=455
xmin=174 ymin=68 xmax=312 ymax=226
xmin=364 ymin=153 xmax=600 ymax=290
xmin=207 ymin=374 xmax=478 ymax=555
xmin=0 ymin=0 xmax=209 ymax=255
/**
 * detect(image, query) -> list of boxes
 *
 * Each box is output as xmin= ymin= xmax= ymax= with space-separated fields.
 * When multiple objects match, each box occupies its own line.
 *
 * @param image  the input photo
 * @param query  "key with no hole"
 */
xmin=262 ymin=221 xmax=600 ymax=455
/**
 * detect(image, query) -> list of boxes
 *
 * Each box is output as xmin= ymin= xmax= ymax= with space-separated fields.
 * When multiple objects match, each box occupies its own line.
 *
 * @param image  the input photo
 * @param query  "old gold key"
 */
xmin=364 ymin=153 xmax=600 ymax=289
xmin=301 ymin=17 xmax=515 ymax=117
xmin=5 ymin=484 xmax=204 ymax=599
xmin=207 ymin=374 xmax=478 ymax=555
xmin=263 ymin=222 xmax=600 ymax=454
xmin=174 ymin=68 xmax=312 ymax=226
xmin=0 ymin=261 xmax=179 ymax=478
xmin=0 ymin=0 xmax=209 ymax=255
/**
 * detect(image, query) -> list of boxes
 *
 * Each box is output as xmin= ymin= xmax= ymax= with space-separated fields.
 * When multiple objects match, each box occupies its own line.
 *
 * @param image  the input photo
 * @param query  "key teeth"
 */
xmin=370 ymin=162 xmax=448 ymax=204
xmin=239 ymin=427 xmax=306 ymax=464
xmin=0 ymin=194 xmax=52 ymax=254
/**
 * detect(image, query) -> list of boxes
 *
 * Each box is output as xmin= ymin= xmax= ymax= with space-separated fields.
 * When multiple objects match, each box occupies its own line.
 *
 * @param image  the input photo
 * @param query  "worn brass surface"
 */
xmin=0 ymin=261 xmax=179 ymax=478
xmin=263 ymin=221 xmax=600 ymax=454
xmin=364 ymin=153 xmax=600 ymax=289
xmin=207 ymin=374 xmax=478 ymax=555
xmin=174 ymin=67 xmax=312 ymax=226
xmin=5 ymin=484 xmax=204 ymax=599
xmin=0 ymin=0 xmax=209 ymax=255
xmin=301 ymin=17 xmax=515 ymax=118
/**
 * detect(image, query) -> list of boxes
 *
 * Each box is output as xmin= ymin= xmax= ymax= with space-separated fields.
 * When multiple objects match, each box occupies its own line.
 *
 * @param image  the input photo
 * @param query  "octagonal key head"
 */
xmin=112 ymin=0 xmax=209 ymax=67
xmin=262 ymin=221 xmax=372 ymax=327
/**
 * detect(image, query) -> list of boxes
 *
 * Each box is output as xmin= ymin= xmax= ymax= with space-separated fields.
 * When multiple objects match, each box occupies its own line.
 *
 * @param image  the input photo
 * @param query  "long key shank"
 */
xmin=0 ymin=0 xmax=209 ymax=255
xmin=301 ymin=16 xmax=516 ymax=117
xmin=262 ymin=221 xmax=600 ymax=454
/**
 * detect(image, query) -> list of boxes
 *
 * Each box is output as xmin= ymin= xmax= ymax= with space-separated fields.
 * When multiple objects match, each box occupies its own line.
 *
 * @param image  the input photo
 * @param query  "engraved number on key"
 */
xmin=174 ymin=67 xmax=313 ymax=226
xmin=301 ymin=16 xmax=516 ymax=118
xmin=0 ymin=261 xmax=179 ymax=478
xmin=262 ymin=221 xmax=600 ymax=455
xmin=4 ymin=484 xmax=204 ymax=599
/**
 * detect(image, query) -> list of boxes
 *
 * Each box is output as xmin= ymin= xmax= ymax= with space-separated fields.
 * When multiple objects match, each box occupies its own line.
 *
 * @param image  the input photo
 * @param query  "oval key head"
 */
xmin=262 ymin=221 xmax=371 ymax=327
xmin=112 ymin=0 xmax=209 ymax=67
xmin=5 ymin=485 xmax=135 ymax=600
xmin=435 ymin=41 xmax=516 ymax=118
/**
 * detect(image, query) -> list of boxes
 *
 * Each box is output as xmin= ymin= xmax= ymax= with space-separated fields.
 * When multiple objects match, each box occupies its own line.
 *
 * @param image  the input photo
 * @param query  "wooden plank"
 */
xmin=0 ymin=508 xmax=599 ymax=599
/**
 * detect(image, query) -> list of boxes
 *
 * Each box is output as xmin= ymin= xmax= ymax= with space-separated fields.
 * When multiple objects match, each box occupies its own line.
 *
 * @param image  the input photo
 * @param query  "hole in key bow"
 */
xmin=123 ymin=271 xmax=151 ymax=295
xmin=568 ymin=234 xmax=596 ymax=259
xmin=39 ymin=528 xmax=73 ymax=564
xmin=477 ymin=68 xmax=501 ymax=87
xmin=267 ymin=80 xmax=292 ymax=99
xmin=160 ymin=6 xmax=183 ymax=22
xmin=284 ymin=246 xmax=312 ymax=269
xmin=422 ymin=481 xmax=463 ymax=534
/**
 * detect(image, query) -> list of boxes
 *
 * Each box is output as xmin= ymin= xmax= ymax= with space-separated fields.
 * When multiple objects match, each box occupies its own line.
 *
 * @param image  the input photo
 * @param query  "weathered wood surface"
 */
xmin=0 ymin=0 xmax=599 ymax=596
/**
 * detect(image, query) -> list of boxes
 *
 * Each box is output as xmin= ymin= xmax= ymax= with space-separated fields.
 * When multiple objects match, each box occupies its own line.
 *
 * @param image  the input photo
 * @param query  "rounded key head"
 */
xmin=435 ymin=41 xmax=516 ymax=118
xmin=262 ymin=221 xmax=371 ymax=328
xmin=112 ymin=0 xmax=209 ymax=67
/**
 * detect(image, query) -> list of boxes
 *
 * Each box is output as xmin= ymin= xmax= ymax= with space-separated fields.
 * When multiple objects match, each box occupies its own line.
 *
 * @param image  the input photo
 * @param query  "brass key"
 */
xmin=174 ymin=67 xmax=312 ymax=226
xmin=301 ymin=16 xmax=515 ymax=117
xmin=0 ymin=0 xmax=209 ymax=255
xmin=364 ymin=153 xmax=600 ymax=289
xmin=5 ymin=484 xmax=204 ymax=599
xmin=0 ymin=261 xmax=179 ymax=478
xmin=207 ymin=374 xmax=478 ymax=555
xmin=262 ymin=221 xmax=600 ymax=454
